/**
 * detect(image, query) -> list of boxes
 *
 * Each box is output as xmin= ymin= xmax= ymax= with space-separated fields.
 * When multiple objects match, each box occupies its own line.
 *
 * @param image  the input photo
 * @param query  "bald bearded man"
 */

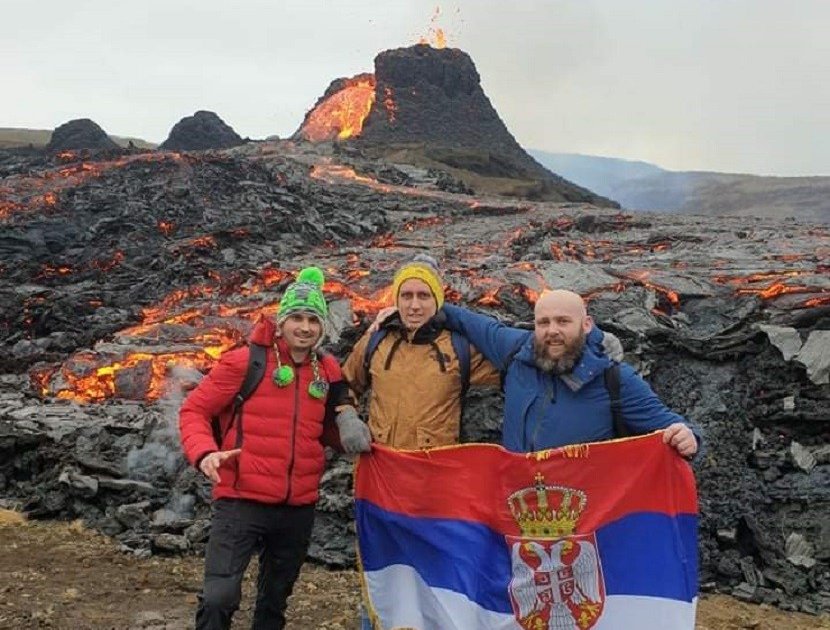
xmin=440 ymin=290 xmax=701 ymax=456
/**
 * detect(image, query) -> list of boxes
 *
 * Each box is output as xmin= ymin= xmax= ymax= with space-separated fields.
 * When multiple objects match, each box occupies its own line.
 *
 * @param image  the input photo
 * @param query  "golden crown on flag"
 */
xmin=507 ymin=472 xmax=587 ymax=538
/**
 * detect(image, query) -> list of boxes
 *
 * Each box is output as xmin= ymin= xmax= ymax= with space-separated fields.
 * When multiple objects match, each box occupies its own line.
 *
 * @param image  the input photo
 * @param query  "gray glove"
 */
xmin=601 ymin=331 xmax=625 ymax=362
xmin=335 ymin=407 xmax=372 ymax=454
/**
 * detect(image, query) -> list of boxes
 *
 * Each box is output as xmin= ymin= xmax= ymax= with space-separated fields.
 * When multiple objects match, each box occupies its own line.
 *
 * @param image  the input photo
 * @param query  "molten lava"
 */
xmin=713 ymin=270 xmax=830 ymax=306
xmin=383 ymin=87 xmax=398 ymax=123
xmin=621 ymin=270 xmax=681 ymax=308
xmin=300 ymin=75 xmax=377 ymax=142
xmin=310 ymin=163 xmax=391 ymax=192
xmin=35 ymin=262 xmax=407 ymax=403
xmin=158 ymin=220 xmax=175 ymax=236
xmin=0 ymin=152 xmax=185 ymax=222
xmin=36 ymin=348 xmax=233 ymax=403
xmin=418 ymin=6 xmax=447 ymax=48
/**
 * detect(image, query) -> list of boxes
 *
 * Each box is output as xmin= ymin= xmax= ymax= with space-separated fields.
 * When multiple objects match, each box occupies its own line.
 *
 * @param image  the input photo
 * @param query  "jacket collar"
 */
xmin=514 ymin=327 xmax=612 ymax=392
xmin=381 ymin=310 xmax=445 ymax=344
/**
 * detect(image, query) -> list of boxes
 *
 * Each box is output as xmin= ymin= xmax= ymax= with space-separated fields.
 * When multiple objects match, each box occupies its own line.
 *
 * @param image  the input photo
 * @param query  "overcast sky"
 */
xmin=3 ymin=0 xmax=828 ymax=175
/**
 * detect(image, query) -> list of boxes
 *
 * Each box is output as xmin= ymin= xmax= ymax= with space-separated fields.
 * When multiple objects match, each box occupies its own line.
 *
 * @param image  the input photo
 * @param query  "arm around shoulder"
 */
xmin=340 ymin=329 xmax=373 ymax=400
xmin=441 ymin=304 xmax=528 ymax=368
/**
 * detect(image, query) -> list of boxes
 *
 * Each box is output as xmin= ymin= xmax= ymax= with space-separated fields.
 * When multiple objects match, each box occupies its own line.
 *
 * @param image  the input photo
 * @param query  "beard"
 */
xmin=533 ymin=329 xmax=587 ymax=375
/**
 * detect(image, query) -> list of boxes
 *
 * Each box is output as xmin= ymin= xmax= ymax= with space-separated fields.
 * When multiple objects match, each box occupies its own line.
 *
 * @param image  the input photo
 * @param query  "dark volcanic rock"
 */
xmin=362 ymin=46 xmax=519 ymax=152
xmin=160 ymin=111 xmax=244 ymax=151
xmin=47 ymin=119 xmax=119 ymax=152
xmin=298 ymin=45 xmax=616 ymax=207
xmin=363 ymin=46 xmax=615 ymax=206
xmin=1 ymin=135 xmax=828 ymax=613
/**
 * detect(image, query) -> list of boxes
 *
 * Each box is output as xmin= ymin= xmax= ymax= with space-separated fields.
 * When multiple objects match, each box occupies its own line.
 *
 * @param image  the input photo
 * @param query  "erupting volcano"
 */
xmin=0 ymin=39 xmax=829 ymax=617
xmin=296 ymin=44 xmax=615 ymax=206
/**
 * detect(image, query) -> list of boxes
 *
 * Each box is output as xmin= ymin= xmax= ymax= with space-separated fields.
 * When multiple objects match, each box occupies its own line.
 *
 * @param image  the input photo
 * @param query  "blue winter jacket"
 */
xmin=442 ymin=304 xmax=700 ymax=453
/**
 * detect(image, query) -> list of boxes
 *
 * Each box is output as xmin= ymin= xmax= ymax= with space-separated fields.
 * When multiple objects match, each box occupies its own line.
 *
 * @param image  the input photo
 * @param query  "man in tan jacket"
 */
xmin=341 ymin=254 xmax=500 ymax=450
xmin=343 ymin=254 xmax=626 ymax=629
xmin=342 ymin=253 xmax=500 ymax=630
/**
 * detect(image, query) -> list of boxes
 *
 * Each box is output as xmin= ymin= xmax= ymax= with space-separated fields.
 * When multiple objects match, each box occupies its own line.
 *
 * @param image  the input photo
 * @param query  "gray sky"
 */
xmin=3 ymin=0 xmax=828 ymax=176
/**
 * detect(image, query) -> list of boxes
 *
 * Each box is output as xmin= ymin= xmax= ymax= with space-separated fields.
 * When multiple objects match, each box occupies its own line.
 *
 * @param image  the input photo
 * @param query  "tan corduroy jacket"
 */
xmin=341 ymin=315 xmax=500 ymax=450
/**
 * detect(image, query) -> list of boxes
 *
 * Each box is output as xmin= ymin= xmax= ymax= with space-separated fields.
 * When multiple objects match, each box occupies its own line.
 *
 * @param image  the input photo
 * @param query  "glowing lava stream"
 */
xmin=299 ymin=76 xmax=377 ymax=142
xmin=0 ymin=152 xmax=185 ymax=220
xmin=33 ymin=267 xmax=397 ymax=403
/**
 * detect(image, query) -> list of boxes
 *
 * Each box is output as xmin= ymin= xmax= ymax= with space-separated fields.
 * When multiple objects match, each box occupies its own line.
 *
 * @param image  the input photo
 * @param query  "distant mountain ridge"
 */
xmin=0 ymin=127 xmax=156 ymax=150
xmin=530 ymin=150 xmax=830 ymax=223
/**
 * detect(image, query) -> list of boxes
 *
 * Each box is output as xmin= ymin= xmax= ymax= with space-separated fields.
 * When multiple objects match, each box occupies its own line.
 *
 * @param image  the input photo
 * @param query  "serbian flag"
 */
xmin=355 ymin=432 xmax=698 ymax=630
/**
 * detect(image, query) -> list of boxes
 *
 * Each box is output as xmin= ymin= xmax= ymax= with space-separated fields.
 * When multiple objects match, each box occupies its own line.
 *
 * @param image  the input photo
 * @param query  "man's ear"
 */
xmin=583 ymin=315 xmax=594 ymax=333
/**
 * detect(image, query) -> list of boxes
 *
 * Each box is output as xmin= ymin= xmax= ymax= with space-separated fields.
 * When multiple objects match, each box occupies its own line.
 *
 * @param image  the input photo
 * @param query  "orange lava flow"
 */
xmin=735 ymin=282 xmax=822 ymax=300
xmin=300 ymin=76 xmax=376 ymax=142
xmin=623 ymin=270 xmax=680 ymax=307
xmin=39 ymin=349 xmax=228 ymax=403
xmin=0 ymin=152 xmax=185 ymax=221
xmin=309 ymin=164 xmax=391 ymax=192
xmin=383 ymin=87 xmax=398 ymax=123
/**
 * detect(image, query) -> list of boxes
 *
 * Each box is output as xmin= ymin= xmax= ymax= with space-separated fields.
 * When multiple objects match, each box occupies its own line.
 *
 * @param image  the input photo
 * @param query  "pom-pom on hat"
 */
xmin=392 ymin=253 xmax=444 ymax=309
xmin=277 ymin=266 xmax=328 ymax=323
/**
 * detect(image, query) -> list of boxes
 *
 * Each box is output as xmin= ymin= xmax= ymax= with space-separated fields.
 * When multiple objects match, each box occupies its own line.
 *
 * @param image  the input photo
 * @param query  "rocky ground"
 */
xmin=0 ymin=513 xmax=826 ymax=630
xmin=1 ymin=139 xmax=829 ymax=619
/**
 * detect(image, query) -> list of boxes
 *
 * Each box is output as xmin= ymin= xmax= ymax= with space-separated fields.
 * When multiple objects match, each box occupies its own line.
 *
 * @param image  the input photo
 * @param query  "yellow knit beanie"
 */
xmin=391 ymin=254 xmax=444 ymax=308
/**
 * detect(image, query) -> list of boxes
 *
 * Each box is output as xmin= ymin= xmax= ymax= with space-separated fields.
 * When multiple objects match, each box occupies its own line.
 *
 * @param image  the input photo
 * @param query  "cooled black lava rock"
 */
xmin=160 ymin=111 xmax=244 ymax=151
xmin=47 ymin=119 xmax=119 ymax=152
xmin=298 ymin=45 xmax=617 ymax=206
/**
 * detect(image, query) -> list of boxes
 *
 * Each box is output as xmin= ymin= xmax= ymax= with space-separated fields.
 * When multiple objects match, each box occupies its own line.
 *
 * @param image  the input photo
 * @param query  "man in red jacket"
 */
xmin=179 ymin=266 xmax=371 ymax=630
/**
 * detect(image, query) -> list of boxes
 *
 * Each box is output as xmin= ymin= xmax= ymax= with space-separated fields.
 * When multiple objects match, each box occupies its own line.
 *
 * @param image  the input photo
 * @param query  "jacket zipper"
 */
xmin=530 ymin=379 xmax=554 ymax=451
xmin=284 ymin=373 xmax=300 ymax=502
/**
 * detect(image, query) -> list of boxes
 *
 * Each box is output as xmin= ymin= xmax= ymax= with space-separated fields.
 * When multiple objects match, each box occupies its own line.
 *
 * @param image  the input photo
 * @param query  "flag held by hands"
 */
xmin=355 ymin=433 xmax=698 ymax=630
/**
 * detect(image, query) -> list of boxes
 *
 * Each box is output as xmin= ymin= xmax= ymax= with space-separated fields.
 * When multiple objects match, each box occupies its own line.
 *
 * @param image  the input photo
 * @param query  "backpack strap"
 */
xmin=238 ymin=343 xmax=268 ymax=401
xmin=211 ymin=342 xmax=268 ymax=449
xmin=362 ymin=328 xmax=390 ymax=389
xmin=449 ymin=331 xmax=471 ymax=398
xmin=603 ymin=363 xmax=628 ymax=438
xmin=363 ymin=328 xmax=471 ymax=397
xmin=499 ymin=337 xmax=526 ymax=390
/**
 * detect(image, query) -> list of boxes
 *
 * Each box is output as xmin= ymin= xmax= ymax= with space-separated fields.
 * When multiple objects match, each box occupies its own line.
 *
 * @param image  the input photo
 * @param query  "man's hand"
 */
xmin=663 ymin=423 xmax=697 ymax=458
xmin=335 ymin=407 xmax=372 ymax=454
xmin=199 ymin=449 xmax=241 ymax=483
xmin=367 ymin=306 xmax=397 ymax=334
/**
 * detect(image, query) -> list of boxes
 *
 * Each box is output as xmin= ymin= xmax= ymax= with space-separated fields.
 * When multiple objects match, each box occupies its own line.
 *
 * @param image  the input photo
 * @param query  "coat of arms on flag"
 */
xmin=355 ymin=433 xmax=698 ymax=630
xmin=507 ymin=475 xmax=604 ymax=629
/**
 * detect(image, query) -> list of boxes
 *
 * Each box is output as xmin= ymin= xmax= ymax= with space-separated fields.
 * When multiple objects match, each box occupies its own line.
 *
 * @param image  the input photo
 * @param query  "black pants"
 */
xmin=195 ymin=498 xmax=315 ymax=630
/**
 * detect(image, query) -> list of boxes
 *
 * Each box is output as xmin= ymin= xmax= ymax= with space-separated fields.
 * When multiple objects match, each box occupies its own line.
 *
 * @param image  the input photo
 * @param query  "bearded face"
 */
xmin=533 ymin=326 xmax=587 ymax=374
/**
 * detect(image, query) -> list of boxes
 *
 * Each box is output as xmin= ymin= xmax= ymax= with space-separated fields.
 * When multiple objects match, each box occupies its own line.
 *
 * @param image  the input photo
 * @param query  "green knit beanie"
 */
xmin=277 ymin=267 xmax=328 ymax=323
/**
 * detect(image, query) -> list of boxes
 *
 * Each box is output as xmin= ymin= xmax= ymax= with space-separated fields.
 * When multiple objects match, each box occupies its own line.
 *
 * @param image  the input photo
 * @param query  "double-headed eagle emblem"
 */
xmin=507 ymin=473 xmax=605 ymax=630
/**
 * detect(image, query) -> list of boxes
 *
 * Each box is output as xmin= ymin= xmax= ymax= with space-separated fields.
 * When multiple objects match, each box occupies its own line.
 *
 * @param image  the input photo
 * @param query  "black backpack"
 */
xmin=210 ymin=343 xmax=268 ymax=449
xmin=500 ymin=340 xmax=628 ymax=438
xmin=362 ymin=328 xmax=472 ymax=398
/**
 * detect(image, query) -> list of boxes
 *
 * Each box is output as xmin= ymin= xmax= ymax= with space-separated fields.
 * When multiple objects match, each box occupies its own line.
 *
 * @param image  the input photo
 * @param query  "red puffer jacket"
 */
xmin=179 ymin=317 xmax=343 ymax=505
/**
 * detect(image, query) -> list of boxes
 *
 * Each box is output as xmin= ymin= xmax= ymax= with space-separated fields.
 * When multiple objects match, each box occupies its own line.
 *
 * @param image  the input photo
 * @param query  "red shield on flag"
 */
xmin=507 ymin=532 xmax=606 ymax=629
